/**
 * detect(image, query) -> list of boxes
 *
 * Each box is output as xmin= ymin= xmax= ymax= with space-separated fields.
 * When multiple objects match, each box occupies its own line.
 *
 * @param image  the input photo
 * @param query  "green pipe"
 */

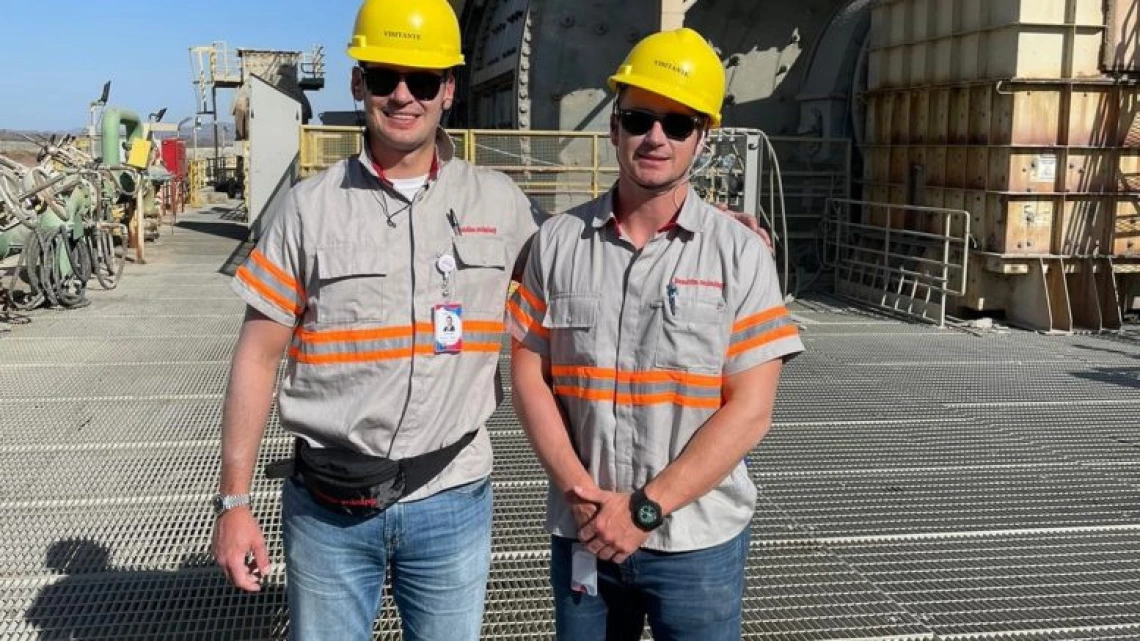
xmin=0 ymin=226 xmax=30 ymax=258
xmin=100 ymin=107 xmax=144 ymax=166
xmin=65 ymin=187 xmax=92 ymax=240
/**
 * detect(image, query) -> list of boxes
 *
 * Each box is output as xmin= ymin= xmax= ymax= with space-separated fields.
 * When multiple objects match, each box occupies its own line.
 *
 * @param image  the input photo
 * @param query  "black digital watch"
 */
xmin=630 ymin=487 xmax=664 ymax=531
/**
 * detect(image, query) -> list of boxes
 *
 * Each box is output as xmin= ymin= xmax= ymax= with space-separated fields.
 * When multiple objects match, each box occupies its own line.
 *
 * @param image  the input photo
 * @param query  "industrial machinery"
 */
xmin=853 ymin=0 xmax=1139 ymax=331
xmin=86 ymin=83 xmax=173 ymax=260
xmin=690 ymin=127 xmax=852 ymax=301
xmin=0 ymin=140 xmax=125 ymax=311
xmin=457 ymin=0 xmax=1140 ymax=331
xmin=199 ymin=0 xmax=1136 ymax=330
xmin=0 ymin=81 xmax=177 ymax=312
xmin=189 ymin=41 xmax=326 ymax=222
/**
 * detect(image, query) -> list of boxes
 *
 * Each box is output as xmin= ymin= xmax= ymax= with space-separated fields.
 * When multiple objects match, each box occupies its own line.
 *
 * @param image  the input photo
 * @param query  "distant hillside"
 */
xmin=0 ymin=128 xmax=83 ymax=143
xmin=0 ymin=138 xmax=38 ymax=166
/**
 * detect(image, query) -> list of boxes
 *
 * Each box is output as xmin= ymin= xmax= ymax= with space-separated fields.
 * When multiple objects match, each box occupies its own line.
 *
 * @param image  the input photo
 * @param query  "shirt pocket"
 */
xmin=653 ymin=296 xmax=727 ymax=372
xmin=543 ymin=294 xmax=599 ymax=365
xmin=452 ymin=236 xmax=507 ymax=313
xmin=312 ymin=246 xmax=388 ymax=325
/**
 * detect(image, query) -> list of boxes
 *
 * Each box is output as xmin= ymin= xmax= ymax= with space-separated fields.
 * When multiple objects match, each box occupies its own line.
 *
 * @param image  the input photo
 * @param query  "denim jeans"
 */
xmin=282 ymin=476 xmax=492 ymax=641
xmin=551 ymin=527 xmax=750 ymax=641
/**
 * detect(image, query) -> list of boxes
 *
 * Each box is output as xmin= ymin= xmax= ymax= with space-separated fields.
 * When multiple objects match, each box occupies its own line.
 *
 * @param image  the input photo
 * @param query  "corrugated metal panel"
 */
xmin=861 ymin=0 xmax=1140 ymax=327
xmin=868 ymin=0 xmax=1108 ymax=89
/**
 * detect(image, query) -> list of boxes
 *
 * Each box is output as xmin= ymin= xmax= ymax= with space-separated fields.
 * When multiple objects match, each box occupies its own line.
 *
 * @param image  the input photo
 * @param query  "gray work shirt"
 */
xmin=508 ymin=187 xmax=803 ymax=551
xmin=232 ymin=129 xmax=541 ymax=501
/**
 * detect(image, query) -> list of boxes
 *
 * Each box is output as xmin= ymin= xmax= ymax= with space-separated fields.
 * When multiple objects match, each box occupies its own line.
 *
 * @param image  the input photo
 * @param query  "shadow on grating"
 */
xmin=18 ymin=540 xmax=288 ymax=641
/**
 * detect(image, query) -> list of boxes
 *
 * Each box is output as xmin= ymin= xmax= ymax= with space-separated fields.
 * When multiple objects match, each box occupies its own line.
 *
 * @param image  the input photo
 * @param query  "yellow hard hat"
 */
xmin=608 ymin=28 xmax=725 ymax=127
xmin=347 ymin=0 xmax=465 ymax=69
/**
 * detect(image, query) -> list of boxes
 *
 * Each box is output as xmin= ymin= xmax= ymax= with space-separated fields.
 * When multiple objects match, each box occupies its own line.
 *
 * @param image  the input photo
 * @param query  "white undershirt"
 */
xmin=389 ymin=174 xmax=428 ymax=201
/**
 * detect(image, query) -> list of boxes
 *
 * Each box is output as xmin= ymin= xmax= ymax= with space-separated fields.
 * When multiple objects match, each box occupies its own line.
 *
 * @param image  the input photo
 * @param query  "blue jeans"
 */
xmin=282 ymin=476 xmax=492 ymax=641
xmin=551 ymin=527 xmax=749 ymax=641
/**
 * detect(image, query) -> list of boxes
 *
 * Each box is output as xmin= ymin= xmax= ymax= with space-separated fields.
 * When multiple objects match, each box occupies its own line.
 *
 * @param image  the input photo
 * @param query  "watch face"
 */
xmin=636 ymin=503 xmax=661 ymax=528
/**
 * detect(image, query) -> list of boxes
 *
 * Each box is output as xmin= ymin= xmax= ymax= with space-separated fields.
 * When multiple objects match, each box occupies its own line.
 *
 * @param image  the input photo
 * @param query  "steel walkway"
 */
xmin=1 ymin=206 xmax=1138 ymax=640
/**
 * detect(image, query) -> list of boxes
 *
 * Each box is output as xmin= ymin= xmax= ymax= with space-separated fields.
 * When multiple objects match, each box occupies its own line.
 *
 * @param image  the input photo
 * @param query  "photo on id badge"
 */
xmin=433 ymin=303 xmax=463 ymax=354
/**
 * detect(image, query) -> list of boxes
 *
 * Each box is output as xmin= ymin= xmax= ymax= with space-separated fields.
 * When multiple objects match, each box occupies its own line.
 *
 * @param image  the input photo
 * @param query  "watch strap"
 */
xmin=214 ymin=493 xmax=251 ymax=515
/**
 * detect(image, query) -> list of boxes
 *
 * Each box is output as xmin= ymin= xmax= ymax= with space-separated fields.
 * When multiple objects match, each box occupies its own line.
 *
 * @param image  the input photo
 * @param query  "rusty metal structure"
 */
xmin=860 ymin=0 xmax=1140 ymax=332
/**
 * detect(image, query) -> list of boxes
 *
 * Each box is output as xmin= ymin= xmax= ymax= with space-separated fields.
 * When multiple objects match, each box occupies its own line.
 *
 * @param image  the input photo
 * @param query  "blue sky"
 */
xmin=0 ymin=1 xmax=362 ymax=131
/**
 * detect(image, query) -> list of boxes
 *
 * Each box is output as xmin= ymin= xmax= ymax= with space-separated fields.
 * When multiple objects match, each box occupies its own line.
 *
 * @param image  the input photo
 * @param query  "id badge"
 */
xmin=433 ymin=303 xmax=464 ymax=354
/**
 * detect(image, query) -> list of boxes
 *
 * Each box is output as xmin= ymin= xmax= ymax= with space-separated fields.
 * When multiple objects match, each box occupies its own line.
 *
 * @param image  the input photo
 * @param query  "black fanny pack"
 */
xmin=265 ymin=431 xmax=477 ymax=517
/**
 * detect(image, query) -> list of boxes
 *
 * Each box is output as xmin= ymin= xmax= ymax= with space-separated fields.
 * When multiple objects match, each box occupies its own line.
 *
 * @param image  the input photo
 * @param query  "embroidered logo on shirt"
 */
xmin=459 ymin=226 xmax=498 ymax=235
xmin=672 ymin=278 xmax=724 ymax=290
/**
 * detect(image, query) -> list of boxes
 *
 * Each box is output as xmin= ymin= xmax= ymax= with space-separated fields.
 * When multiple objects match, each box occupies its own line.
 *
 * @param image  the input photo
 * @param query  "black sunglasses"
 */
xmin=617 ymin=109 xmax=704 ymax=141
xmin=361 ymin=66 xmax=446 ymax=101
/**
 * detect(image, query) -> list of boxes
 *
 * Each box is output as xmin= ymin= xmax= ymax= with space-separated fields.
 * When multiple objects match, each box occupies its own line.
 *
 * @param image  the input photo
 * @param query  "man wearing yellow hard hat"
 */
xmin=212 ymin=1 xmax=543 ymax=639
xmin=509 ymin=28 xmax=803 ymax=640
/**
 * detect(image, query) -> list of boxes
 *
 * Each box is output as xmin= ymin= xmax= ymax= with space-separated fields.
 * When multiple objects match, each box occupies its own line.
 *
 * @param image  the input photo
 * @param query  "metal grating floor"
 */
xmin=1 ymin=206 xmax=1138 ymax=640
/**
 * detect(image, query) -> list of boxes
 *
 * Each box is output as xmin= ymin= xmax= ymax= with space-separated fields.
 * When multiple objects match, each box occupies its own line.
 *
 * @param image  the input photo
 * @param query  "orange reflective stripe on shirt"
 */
xmin=514 ymin=283 xmax=546 ymax=315
xmin=550 ymin=365 xmax=723 ymax=409
xmin=249 ymin=248 xmax=304 ymax=298
xmin=290 ymin=321 xmax=504 ymax=364
xmin=727 ymin=324 xmax=800 ymax=358
xmin=731 ymin=306 xmax=788 ymax=333
xmin=727 ymin=306 xmax=798 ymax=358
xmin=506 ymin=299 xmax=549 ymax=339
xmin=235 ymin=265 xmax=301 ymax=316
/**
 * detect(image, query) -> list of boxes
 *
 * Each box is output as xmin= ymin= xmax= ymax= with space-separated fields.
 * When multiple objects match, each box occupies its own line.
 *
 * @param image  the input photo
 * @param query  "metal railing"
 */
xmin=300 ymin=45 xmax=326 ymax=85
xmin=298 ymin=127 xmax=618 ymax=213
xmin=298 ymin=126 xmax=851 ymax=224
xmin=825 ymin=198 xmax=971 ymax=327
xmin=465 ymin=129 xmax=618 ymax=213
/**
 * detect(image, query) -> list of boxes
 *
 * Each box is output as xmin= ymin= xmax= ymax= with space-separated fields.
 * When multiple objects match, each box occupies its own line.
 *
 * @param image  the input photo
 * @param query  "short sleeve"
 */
xmin=723 ymin=241 xmax=803 ymax=375
xmin=506 ymin=228 xmax=550 ymax=355
xmin=231 ymin=189 xmax=306 ymax=326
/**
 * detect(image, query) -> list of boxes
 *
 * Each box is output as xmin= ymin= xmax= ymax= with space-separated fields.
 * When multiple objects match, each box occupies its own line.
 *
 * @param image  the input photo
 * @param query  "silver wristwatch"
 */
xmin=212 ymin=493 xmax=251 ymax=516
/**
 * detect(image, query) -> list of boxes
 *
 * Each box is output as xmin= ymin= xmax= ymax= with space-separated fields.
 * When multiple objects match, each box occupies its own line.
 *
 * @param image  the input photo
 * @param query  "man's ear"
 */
xmin=351 ymin=66 xmax=366 ymax=102
xmin=442 ymin=73 xmax=456 ymax=110
xmin=609 ymin=89 xmax=625 ymax=147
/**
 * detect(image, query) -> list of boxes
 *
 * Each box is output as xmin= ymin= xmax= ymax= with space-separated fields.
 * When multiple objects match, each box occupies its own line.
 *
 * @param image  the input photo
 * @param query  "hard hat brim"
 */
xmin=607 ymin=73 xmax=722 ymax=128
xmin=347 ymin=46 xmax=465 ymax=69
